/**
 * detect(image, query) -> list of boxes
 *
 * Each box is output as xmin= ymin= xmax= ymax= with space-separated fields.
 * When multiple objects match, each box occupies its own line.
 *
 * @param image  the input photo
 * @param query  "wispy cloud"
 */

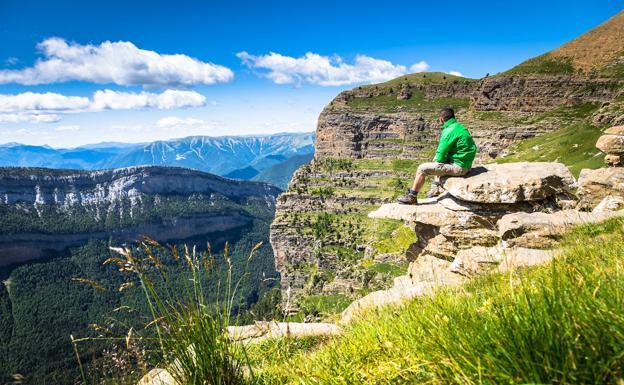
xmin=4 ymin=57 xmax=18 ymax=66
xmin=0 ymin=38 xmax=234 ymax=88
xmin=156 ymin=116 xmax=218 ymax=131
xmin=0 ymin=113 xmax=60 ymax=123
xmin=54 ymin=125 xmax=80 ymax=131
xmin=237 ymin=51 xmax=429 ymax=86
xmin=0 ymin=89 xmax=206 ymax=123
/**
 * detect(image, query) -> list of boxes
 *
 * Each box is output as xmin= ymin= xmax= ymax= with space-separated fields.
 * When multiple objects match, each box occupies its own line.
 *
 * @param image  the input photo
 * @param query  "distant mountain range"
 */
xmin=0 ymin=132 xmax=315 ymax=188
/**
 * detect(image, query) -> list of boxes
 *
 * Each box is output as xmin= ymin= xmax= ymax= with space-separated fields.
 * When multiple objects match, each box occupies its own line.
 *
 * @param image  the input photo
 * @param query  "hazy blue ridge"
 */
xmin=0 ymin=132 xmax=315 ymax=177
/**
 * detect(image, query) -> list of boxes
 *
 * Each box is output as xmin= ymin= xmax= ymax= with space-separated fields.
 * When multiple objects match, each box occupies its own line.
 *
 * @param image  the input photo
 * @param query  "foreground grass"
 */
xmin=250 ymin=218 xmax=624 ymax=384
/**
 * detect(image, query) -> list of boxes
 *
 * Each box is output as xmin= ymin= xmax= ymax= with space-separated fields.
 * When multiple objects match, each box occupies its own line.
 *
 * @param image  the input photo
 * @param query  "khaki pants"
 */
xmin=417 ymin=162 xmax=470 ymax=177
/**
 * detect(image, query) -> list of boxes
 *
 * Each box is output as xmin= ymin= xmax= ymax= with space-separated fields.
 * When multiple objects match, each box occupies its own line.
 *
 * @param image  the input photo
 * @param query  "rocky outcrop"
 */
xmin=379 ymin=163 xmax=573 ymax=256
xmin=597 ymin=125 xmax=624 ymax=153
xmin=576 ymin=126 xmax=624 ymax=210
xmin=342 ymin=162 xmax=624 ymax=321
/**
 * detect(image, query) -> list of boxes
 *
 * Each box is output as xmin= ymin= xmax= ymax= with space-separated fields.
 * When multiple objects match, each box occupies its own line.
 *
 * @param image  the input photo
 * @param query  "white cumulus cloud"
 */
xmin=0 ymin=89 xmax=206 ymax=123
xmin=448 ymin=71 xmax=465 ymax=77
xmin=90 ymin=89 xmax=206 ymax=111
xmin=0 ymin=38 xmax=234 ymax=88
xmin=409 ymin=61 xmax=430 ymax=73
xmin=0 ymin=92 xmax=90 ymax=113
xmin=237 ymin=51 xmax=429 ymax=86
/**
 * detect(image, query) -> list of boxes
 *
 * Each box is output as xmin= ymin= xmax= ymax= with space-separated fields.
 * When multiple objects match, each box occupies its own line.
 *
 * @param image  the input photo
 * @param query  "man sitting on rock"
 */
xmin=397 ymin=107 xmax=477 ymax=205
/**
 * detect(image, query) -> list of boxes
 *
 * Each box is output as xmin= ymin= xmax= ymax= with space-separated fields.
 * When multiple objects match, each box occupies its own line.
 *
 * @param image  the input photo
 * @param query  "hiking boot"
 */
xmin=397 ymin=189 xmax=418 ymax=205
xmin=426 ymin=183 xmax=442 ymax=198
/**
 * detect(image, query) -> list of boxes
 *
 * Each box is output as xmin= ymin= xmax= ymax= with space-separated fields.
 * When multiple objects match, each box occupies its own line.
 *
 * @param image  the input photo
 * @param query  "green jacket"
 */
xmin=434 ymin=118 xmax=477 ymax=169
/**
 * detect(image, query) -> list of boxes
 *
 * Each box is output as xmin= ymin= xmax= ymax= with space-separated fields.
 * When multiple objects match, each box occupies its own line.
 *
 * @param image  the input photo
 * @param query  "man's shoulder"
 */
xmin=451 ymin=120 xmax=470 ymax=133
xmin=451 ymin=120 xmax=466 ymax=128
xmin=446 ymin=120 xmax=466 ymax=133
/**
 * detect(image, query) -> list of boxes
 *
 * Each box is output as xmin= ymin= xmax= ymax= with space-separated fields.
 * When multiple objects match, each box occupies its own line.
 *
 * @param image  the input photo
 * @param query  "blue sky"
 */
xmin=0 ymin=0 xmax=621 ymax=147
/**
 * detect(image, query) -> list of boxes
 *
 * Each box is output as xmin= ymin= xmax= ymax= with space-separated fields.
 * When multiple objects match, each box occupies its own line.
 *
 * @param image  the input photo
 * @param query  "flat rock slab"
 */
xmin=369 ymin=196 xmax=502 ymax=226
xmin=368 ymin=199 xmax=435 ymax=222
xmin=227 ymin=322 xmax=341 ymax=343
xmin=441 ymin=162 xmax=576 ymax=203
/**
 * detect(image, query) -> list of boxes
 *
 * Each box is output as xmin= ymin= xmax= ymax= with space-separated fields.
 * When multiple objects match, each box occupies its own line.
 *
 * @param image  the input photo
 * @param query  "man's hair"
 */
xmin=439 ymin=107 xmax=455 ymax=122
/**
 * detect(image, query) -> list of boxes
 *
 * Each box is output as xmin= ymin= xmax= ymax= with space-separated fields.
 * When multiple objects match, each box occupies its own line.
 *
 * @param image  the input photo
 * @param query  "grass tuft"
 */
xmin=75 ymin=240 xmax=262 ymax=385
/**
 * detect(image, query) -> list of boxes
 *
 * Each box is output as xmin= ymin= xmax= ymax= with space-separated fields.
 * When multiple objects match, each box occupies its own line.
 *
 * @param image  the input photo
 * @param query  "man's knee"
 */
xmin=416 ymin=162 xmax=437 ymax=176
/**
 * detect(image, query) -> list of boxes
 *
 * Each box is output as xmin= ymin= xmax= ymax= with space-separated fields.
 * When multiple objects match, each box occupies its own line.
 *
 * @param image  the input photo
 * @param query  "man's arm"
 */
xmin=434 ymin=132 xmax=455 ymax=163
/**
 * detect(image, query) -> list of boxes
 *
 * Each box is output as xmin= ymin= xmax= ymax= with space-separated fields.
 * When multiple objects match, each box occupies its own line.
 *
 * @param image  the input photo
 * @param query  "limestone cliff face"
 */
xmin=270 ymin=72 xmax=624 ymax=310
xmin=0 ymin=166 xmax=279 ymax=266
xmin=0 ymin=166 xmax=278 ymax=207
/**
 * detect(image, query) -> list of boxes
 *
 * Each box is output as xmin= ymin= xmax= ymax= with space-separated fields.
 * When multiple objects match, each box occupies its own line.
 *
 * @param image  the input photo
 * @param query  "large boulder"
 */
xmin=596 ymin=125 xmax=624 ymax=155
xmin=577 ymin=167 xmax=624 ymax=209
xmin=441 ymin=163 xmax=576 ymax=203
xmin=498 ymin=209 xmax=624 ymax=248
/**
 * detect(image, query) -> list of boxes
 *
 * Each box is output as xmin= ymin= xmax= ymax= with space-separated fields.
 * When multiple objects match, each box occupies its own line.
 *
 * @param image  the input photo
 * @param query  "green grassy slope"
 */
xmin=251 ymin=218 xmax=624 ymax=384
xmin=496 ymin=104 xmax=605 ymax=176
